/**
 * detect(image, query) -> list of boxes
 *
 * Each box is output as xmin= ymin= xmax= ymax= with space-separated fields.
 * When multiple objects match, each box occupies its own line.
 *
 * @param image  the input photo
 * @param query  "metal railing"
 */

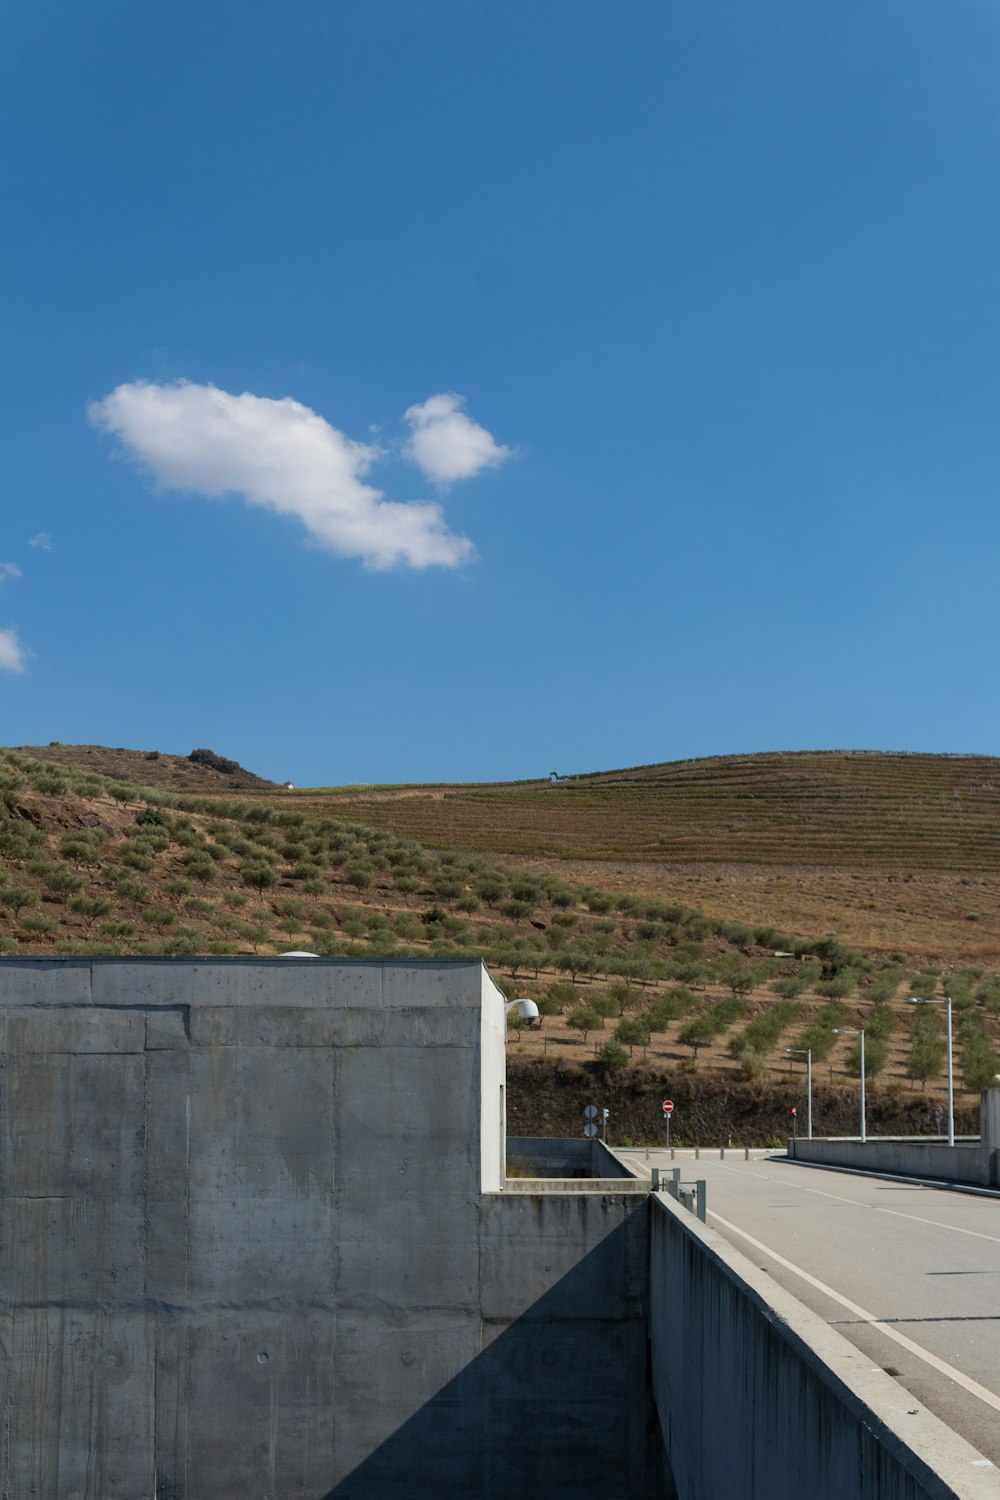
xmin=651 ymin=1166 xmax=707 ymax=1222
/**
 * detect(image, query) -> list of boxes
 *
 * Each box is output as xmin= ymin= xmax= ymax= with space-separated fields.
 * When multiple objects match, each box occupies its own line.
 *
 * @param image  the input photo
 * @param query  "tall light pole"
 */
xmin=785 ymin=1047 xmax=813 ymax=1138
xmin=908 ymin=995 xmax=954 ymax=1147
xmin=832 ymin=1029 xmax=866 ymax=1143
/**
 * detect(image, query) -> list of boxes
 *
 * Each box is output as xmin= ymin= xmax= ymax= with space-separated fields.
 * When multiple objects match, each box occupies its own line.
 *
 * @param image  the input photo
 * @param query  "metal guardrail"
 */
xmin=651 ymin=1166 xmax=707 ymax=1221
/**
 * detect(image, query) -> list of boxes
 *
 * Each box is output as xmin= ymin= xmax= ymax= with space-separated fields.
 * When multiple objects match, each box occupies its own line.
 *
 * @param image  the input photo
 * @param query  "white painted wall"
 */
xmin=479 ymin=961 xmax=508 ymax=1192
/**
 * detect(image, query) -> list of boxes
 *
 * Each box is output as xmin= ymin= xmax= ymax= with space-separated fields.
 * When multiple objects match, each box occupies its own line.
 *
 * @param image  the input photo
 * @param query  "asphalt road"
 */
xmin=617 ymin=1148 xmax=1000 ymax=1467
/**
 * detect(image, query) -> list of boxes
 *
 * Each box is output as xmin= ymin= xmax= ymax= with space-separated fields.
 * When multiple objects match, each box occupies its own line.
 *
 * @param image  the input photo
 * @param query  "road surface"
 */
xmin=617 ymin=1148 xmax=1000 ymax=1467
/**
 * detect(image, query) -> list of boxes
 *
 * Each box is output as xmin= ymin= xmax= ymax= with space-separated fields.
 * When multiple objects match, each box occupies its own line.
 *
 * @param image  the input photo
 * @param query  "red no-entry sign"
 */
xmin=662 ymin=1100 xmax=674 ymax=1115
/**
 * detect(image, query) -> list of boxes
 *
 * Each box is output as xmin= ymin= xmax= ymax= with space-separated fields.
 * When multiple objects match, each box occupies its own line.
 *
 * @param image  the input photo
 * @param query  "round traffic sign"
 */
xmin=583 ymin=1123 xmax=598 ymax=1138
xmin=662 ymin=1100 xmax=674 ymax=1115
xmin=583 ymin=1105 xmax=598 ymax=1120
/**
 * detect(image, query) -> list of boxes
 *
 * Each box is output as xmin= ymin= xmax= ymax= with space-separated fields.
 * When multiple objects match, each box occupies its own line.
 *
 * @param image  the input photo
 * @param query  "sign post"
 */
xmin=662 ymin=1098 xmax=674 ymax=1150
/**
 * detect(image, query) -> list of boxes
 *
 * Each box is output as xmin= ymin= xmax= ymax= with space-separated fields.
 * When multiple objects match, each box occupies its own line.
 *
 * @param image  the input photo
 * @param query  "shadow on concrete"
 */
xmin=322 ymin=1224 xmax=666 ymax=1500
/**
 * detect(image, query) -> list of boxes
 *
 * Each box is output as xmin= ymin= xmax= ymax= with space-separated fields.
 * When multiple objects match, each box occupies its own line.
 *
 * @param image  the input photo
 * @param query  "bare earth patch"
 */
xmin=491 ymin=856 xmax=1000 ymax=968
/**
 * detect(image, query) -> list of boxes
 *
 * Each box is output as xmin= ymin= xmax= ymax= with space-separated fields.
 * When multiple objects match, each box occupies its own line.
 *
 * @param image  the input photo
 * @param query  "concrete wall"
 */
xmin=508 ymin=1136 xmax=597 ymax=1176
xmin=479 ymin=964 xmax=507 ymax=1192
xmin=507 ymin=1136 xmax=637 ymax=1180
xmin=0 ymin=957 xmax=662 ymax=1500
xmin=407 ymin=1189 xmax=658 ymax=1499
xmin=592 ymin=1137 xmax=638 ymax=1178
xmin=11 ymin=952 xmax=985 ymax=1499
xmin=790 ymin=1091 xmax=1000 ymax=1186
xmin=982 ymin=1087 xmax=1000 ymax=1146
xmin=789 ymin=1136 xmax=996 ymax=1185
xmin=983 ymin=1088 xmax=1000 ymax=1183
xmin=649 ymin=1194 xmax=997 ymax=1500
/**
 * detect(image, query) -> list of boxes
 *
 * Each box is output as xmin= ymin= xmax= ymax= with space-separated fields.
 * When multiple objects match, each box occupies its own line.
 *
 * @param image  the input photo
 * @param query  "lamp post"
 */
xmin=832 ymin=1029 xmax=866 ymax=1143
xmin=908 ymin=995 xmax=954 ymax=1147
xmin=785 ymin=1048 xmax=813 ymax=1138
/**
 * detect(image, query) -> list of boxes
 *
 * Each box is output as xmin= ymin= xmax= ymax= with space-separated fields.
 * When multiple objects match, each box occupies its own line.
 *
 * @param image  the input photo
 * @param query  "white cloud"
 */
xmin=403 ymin=393 xmax=510 ymax=484
xmin=0 ymin=563 xmax=21 ymax=582
xmin=0 ymin=629 xmax=26 ymax=673
xmin=88 ymin=381 xmax=476 ymax=571
xmin=27 ymin=533 xmax=52 ymax=550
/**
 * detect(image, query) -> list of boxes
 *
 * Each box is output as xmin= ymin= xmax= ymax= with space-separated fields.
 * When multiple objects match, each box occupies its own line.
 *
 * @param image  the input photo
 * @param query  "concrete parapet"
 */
xmin=507 ymin=1135 xmax=639 ymax=1180
xmin=789 ymin=1136 xmax=996 ymax=1185
xmin=983 ymin=1087 xmax=1000 ymax=1146
xmin=592 ymin=1137 xmax=638 ymax=1178
xmin=650 ymin=1194 xmax=997 ymax=1500
xmin=502 ymin=1178 xmax=648 ymax=1194
xmin=507 ymin=1135 xmax=596 ymax=1176
xmin=0 ymin=952 xmax=493 ymax=1009
xmin=790 ymin=1088 xmax=1000 ymax=1186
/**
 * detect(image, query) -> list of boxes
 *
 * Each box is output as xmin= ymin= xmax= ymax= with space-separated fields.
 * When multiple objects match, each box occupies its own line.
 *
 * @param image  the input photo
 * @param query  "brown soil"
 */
xmin=290 ymin=751 xmax=1000 ymax=969
xmin=492 ymin=856 xmax=1000 ymax=969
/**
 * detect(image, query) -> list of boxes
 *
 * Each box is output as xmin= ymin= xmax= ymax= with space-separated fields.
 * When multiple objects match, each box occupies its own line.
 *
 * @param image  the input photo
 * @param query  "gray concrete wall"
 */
xmin=507 ymin=1136 xmax=637 ymax=1179
xmin=980 ymin=1086 xmax=1000 ymax=1186
xmin=790 ymin=1093 xmax=1000 ymax=1185
xmin=592 ymin=1137 xmax=638 ymax=1178
xmin=508 ymin=1135 xmax=595 ymax=1176
xmin=649 ymin=1194 xmax=997 ymax=1500
xmin=390 ymin=1189 xmax=658 ymax=1499
xmin=0 ymin=957 xmax=662 ymax=1500
xmin=788 ymin=1135 xmax=996 ymax=1185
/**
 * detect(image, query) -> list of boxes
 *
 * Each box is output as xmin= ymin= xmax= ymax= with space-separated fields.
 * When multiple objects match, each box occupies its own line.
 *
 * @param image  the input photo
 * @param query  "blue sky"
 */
xmin=3 ymin=1 xmax=1000 ymax=784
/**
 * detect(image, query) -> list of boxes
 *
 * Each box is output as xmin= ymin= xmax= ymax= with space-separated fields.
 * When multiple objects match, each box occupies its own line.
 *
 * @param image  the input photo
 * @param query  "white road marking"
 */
xmin=711 ymin=1162 xmax=1000 ymax=1246
xmin=708 ymin=1208 xmax=1000 ymax=1416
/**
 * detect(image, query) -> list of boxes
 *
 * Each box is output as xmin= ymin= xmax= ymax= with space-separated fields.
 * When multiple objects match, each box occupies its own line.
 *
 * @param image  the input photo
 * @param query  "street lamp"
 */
xmin=908 ymin=995 xmax=954 ymax=1147
xmin=832 ymin=1028 xmax=866 ymax=1143
xmin=785 ymin=1048 xmax=813 ymax=1138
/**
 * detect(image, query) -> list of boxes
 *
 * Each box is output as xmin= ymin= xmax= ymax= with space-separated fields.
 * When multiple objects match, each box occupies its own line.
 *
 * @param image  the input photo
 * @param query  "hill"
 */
xmin=15 ymin=743 xmax=279 ymax=791
xmin=297 ymin=750 xmax=1000 ymax=867
xmin=0 ymin=744 xmax=998 ymax=1116
xmin=294 ymin=751 xmax=1000 ymax=966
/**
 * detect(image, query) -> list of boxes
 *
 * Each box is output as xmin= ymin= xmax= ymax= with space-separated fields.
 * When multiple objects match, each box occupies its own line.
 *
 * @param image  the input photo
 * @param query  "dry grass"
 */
xmin=15 ymin=742 xmax=276 ymax=790
xmin=298 ymin=750 xmax=1000 ymax=866
xmin=287 ymin=751 xmax=1000 ymax=965
xmin=490 ymin=858 xmax=1000 ymax=968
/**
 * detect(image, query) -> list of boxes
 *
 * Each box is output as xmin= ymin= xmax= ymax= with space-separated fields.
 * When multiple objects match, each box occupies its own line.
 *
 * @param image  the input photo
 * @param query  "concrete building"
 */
xmin=0 ymin=957 xmax=655 ymax=1499
xmin=0 ymin=955 xmax=989 ymax=1499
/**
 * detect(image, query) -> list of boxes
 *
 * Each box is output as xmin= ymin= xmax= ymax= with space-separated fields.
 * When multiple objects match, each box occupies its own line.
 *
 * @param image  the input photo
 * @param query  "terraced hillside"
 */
xmin=1 ymin=746 xmax=999 ymax=1112
xmin=280 ymin=752 xmax=1000 ymax=966
xmin=300 ymin=752 xmax=1000 ymax=867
